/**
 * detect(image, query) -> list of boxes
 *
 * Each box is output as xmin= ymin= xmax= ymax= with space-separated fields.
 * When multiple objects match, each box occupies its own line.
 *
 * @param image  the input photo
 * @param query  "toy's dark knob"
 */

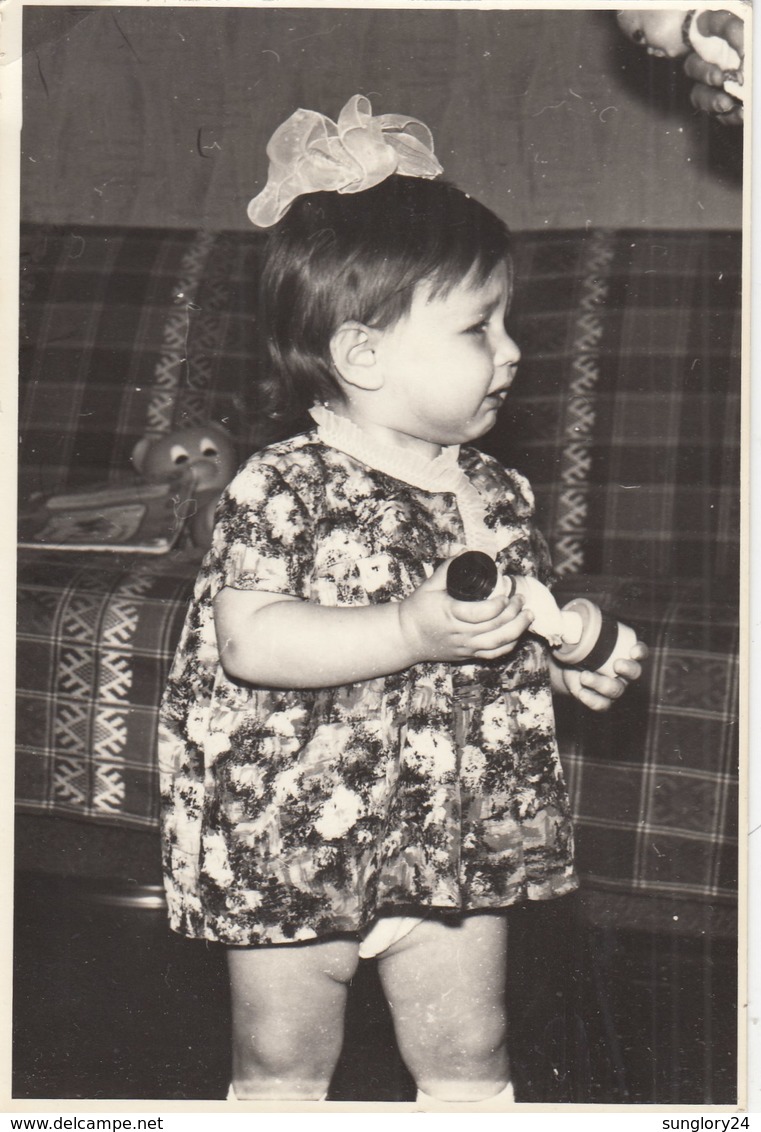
xmin=553 ymin=598 xmax=638 ymax=679
xmin=446 ymin=551 xmax=499 ymax=601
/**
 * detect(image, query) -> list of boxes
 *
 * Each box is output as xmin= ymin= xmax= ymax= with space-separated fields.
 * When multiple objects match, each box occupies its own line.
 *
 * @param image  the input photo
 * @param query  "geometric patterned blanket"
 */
xmin=16 ymin=549 xmax=198 ymax=828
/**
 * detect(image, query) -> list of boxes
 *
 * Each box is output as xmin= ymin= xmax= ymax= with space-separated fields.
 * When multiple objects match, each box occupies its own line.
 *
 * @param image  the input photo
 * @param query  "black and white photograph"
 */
xmin=9 ymin=0 xmax=750 ymax=1115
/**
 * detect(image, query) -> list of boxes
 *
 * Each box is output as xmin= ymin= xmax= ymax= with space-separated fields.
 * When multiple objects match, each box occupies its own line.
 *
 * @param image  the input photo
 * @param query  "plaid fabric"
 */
xmin=16 ymin=225 xmax=741 ymax=929
xmin=484 ymin=230 xmax=742 ymax=584
xmin=16 ymin=549 xmax=198 ymax=828
xmin=552 ymin=575 xmax=738 ymax=925
xmin=18 ymin=226 xmax=266 ymax=494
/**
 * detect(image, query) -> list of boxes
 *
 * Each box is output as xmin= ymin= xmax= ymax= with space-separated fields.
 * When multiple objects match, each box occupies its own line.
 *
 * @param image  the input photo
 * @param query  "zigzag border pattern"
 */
xmin=145 ymin=231 xmax=217 ymax=436
xmin=177 ymin=242 xmax=232 ymax=426
xmin=91 ymin=571 xmax=156 ymax=814
xmin=553 ymin=230 xmax=615 ymax=577
xmin=52 ymin=570 xmax=158 ymax=814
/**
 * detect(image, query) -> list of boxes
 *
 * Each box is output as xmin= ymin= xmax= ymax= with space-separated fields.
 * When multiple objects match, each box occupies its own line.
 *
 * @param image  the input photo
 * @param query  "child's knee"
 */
xmin=254 ymin=1032 xmax=340 ymax=1081
xmin=233 ymin=1013 xmax=342 ymax=1086
xmin=429 ymin=1010 xmax=507 ymax=1066
xmin=227 ymin=937 xmax=358 ymax=1095
xmin=457 ymin=1010 xmax=508 ymax=1061
xmin=395 ymin=1003 xmax=508 ymax=1085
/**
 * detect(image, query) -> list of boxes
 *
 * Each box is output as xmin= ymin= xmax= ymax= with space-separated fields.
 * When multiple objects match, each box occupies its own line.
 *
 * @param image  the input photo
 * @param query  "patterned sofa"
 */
xmin=16 ymin=224 xmax=741 ymax=940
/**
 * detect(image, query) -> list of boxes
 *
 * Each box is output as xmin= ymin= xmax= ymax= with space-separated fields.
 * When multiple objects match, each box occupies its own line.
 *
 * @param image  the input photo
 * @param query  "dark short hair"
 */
xmin=259 ymin=175 xmax=512 ymax=423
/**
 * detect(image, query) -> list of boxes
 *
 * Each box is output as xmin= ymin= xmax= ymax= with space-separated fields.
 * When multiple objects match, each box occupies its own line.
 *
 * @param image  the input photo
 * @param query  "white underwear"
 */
xmin=358 ymin=914 xmax=422 ymax=958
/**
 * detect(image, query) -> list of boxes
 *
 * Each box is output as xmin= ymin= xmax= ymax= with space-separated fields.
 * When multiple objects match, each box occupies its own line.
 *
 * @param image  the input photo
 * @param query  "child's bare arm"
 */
xmin=214 ymin=559 xmax=534 ymax=689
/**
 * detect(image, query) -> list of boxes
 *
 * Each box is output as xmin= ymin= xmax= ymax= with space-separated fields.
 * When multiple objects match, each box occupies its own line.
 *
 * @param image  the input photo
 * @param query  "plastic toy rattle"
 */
xmin=446 ymin=550 xmax=637 ymax=679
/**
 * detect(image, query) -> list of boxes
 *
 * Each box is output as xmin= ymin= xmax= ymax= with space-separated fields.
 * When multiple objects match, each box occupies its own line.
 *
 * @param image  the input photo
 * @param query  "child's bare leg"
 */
xmin=227 ymin=937 xmax=360 ymax=1099
xmin=376 ymin=911 xmax=509 ymax=1101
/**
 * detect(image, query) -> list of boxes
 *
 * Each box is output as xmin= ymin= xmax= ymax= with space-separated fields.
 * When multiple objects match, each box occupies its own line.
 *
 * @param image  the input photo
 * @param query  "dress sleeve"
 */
xmin=207 ymin=459 xmax=317 ymax=600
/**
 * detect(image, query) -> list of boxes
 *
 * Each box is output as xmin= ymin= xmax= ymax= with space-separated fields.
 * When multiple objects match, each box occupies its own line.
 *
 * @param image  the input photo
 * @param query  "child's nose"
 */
xmin=493 ymin=325 xmax=521 ymax=368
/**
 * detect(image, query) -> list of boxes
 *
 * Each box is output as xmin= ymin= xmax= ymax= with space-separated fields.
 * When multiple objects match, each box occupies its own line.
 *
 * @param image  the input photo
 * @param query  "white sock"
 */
xmin=227 ymin=1084 xmax=328 ymax=1101
xmin=415 ymin=1080 xmax=515 ymax=1108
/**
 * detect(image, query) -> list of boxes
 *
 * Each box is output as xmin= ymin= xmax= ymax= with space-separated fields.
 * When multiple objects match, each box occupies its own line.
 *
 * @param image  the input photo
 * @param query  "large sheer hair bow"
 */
xmin=247 ymin=94 xmax=443 ymax=228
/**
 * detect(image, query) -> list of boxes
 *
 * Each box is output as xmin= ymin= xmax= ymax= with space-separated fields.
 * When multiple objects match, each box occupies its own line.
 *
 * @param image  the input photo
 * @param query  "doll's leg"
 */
xmin=376 ymin=911 xmax=510 ymax=1102
xmin=227 ymin=937 xmax=360 ymax=1100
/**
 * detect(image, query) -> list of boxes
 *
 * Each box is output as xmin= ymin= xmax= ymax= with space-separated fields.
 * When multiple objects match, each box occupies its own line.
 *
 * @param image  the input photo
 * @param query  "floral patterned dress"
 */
xmin=159 ymin=406 xmax=578 ymax=946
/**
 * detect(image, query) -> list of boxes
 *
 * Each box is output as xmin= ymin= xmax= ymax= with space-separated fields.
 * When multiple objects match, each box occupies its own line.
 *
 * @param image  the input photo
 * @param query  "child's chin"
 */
xmin=457 ymin=419 xmax=497 ymax=444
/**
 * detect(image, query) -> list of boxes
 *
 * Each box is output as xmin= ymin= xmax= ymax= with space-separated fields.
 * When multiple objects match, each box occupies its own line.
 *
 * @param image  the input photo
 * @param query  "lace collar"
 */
xmin=309 ymin=404 xmax=464 ymax=491
xmin=308 ymin=404 xmax=503 ymax=554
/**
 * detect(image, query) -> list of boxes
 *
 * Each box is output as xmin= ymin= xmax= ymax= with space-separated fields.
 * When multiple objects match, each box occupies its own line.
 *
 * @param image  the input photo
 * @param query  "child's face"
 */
xmin=367 ymin=262 xmax=520 ymax=451
xmin=617 ymin=9 xmax=689 ymax=57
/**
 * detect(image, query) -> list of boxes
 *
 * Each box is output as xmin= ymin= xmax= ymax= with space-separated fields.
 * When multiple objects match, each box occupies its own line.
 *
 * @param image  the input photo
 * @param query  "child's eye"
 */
xmin=466 ymin=320 xmax=489 ymax=336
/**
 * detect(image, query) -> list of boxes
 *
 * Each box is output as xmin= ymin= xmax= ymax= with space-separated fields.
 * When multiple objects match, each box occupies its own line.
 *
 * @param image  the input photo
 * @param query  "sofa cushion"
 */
xmin=16 ymin=548 xmax=199 ymax=828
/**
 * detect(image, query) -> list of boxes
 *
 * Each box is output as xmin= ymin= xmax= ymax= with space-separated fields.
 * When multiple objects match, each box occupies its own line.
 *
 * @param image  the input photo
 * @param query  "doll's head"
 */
xmin=259 ymin=176 xmax=513 ymax=419
xmin=131 ymin=423 xmax=236 ymax=491
xmin=617 ymin=9 xmax=690 ymax=57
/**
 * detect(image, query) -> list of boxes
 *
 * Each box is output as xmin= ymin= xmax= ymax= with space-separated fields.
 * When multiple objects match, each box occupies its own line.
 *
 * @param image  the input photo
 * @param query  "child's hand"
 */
xmin=684 ymin=9 xmax=744 ymax=124
xmin=398 ymin=558 xmax=534 ymax=663
xmin=549 ymin=641 xmax=648 ymax=712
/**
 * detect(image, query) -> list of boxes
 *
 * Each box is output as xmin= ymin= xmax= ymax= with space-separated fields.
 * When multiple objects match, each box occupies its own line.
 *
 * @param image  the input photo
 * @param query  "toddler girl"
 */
xmin=159 ymin=94 xmax=646 ymax=1107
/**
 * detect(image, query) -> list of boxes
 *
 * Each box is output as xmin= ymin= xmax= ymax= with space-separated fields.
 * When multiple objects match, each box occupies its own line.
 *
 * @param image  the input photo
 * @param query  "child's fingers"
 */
xmin=451 ymin=593 xmax=530 ymax=627
xmin=684 ymin=52 xmax=726 ymax=87
xmin=471 ymin=604 xmax=534 ymax=643
xmin=450 ymin=593 xmax=511 ymax=624
xmin=473 ymin=641 xmax=525 ymax=660
xmin=581 ymin=669 xmax=624 ymax=695
xmin=698 ymin=8 xmax=744 ymax=54
xmin=576 ymin=669 xmax=628 ymax=711
xmin=613 ymin=640 xmax=648 ymax=681
xmin=692 ymin=87 xmax=744 ymax=125
xmin=576 ymin=685 xmax=616 ymax=712
xmin=613 ymin=657 xmax=642 ymax=682
xmin=468 ymin=608 xmax=536 ymax=657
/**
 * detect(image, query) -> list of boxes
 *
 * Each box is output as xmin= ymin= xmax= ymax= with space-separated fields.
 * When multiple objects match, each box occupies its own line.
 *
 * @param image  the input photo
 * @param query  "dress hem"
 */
xmin=166 ymin=875 xmax=580 ymax=947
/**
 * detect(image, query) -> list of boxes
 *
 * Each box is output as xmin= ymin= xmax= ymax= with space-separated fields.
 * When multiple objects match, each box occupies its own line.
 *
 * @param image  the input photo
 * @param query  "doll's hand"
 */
xmin=550 ymin=641 xmax=648 ymax=712
xmin=398 ymin=558 xmax=534 ymax=663
xmin=684 ymin=9 xmax=744 ymax=124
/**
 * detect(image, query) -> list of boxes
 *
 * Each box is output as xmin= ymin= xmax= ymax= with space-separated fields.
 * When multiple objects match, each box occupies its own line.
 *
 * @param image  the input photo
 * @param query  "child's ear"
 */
xmin=330 ymin=321 xmax=384 ymax=390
